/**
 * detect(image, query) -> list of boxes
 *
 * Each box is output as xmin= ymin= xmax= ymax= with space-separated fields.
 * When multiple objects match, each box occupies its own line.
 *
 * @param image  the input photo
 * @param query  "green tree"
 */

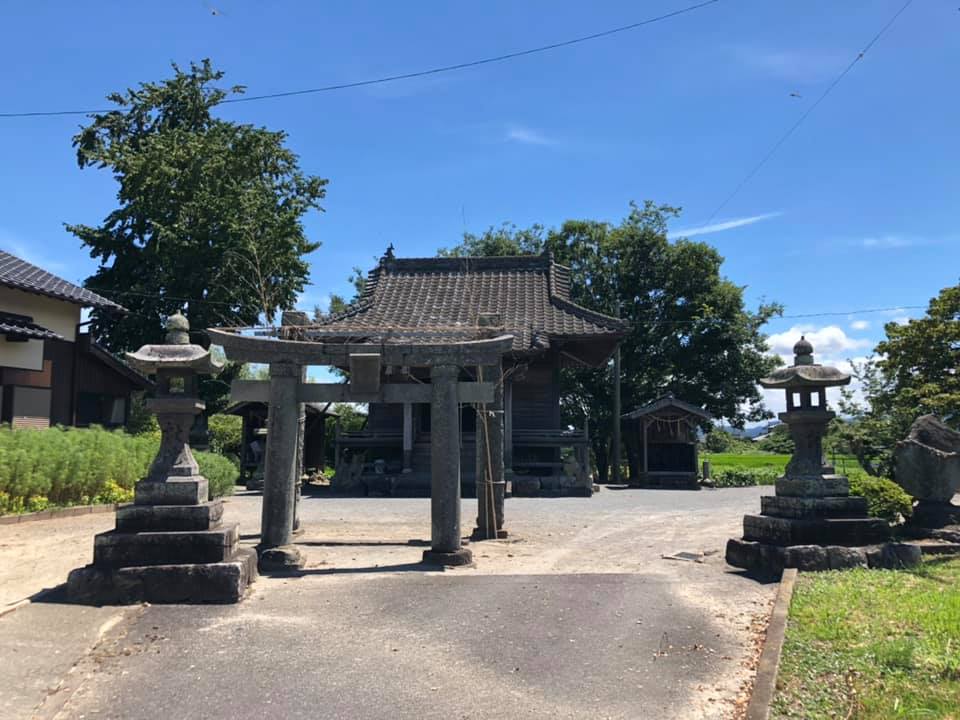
xmin=67 ymin=59 xmax=328 ymax=352
xmin=442 ymin=202 xmax=782 ymax=481
xmin=839 ymin=282 xmax=960 ymax=477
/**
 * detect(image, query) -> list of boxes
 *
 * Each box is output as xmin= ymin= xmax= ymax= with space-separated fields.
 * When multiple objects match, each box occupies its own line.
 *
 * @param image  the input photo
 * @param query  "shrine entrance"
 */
xmin=209 ymin=324 xmax=513 ymax=571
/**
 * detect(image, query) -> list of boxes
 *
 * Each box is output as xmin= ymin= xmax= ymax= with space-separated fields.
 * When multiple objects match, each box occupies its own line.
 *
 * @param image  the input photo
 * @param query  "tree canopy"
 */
xmin=68 ymin=59 xmax=328 ymax=352
xmin=840 ymin=281 xmax=960 ymax=477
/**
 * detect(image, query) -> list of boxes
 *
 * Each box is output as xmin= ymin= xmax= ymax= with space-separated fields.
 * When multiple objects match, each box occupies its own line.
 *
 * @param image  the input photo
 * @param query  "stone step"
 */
xmin=760 ymin=495 xmax=868 ymax=519
xmin=93 ymin=524 xmax=240 ymax=568
xmin=134 ymin=478 xmax=209 ymax=506
xmin=68 ymin=547 xmax=258 ymax=604
xmin=115 ymin=500 xmax=223 ymax=532
xmin=775 ymin=475 xmax=849 ymax=498
xmin=743 ymin=514 xmax=889 ymax=547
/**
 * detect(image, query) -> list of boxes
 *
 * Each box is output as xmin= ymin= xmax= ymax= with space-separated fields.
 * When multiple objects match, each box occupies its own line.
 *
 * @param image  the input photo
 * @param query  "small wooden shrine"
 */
xmin=622 ymin=394 xmax=712 ymax=490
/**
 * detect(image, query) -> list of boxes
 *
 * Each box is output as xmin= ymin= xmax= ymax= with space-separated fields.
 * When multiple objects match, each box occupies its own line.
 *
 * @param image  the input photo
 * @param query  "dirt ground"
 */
xmin=0 ymin=486 xmax=776 ymax=720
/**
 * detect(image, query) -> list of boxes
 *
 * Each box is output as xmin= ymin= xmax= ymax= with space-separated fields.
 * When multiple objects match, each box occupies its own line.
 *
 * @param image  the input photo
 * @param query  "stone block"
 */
xmin=781 ymin=544 xmax=830 ymax=571
xmin=865 ymin=542 xmax=923 ymax=570
xmin=910 ymin=501 xmax=960 ymax=529
xmin=775 ymin=475 xmax=849 ymax=498
xmin=725 ymin=538 xmax=786 ymax=575
xmin=134 ymin=478 xmax=209 ymax=506
xmin=512 ymin=477 xmax=541 ymax=496
xmin=93 ymin=524 xmax=239 ymax=568
xmin=761 ymin=495 xmax=868 ymax=519
xmin=894 ymin=414 xmax=960 ymax=502
xmin=826 ymin=546 xmax=868 ymax=570
xmin=258 ymin=544 xmax=305 ymax=572
xmin=67 ymin=547 xmax=258 ymax=605
xmin=116 ymin=500 xmax=223 ymax=532
xmin=422 ymin=547 xmax=473 ymax=566
xmin=743 ymin=514 xmax=889 ymax=546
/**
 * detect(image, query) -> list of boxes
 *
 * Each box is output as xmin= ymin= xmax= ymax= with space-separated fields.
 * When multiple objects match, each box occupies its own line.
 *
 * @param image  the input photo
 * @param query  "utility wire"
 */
xmin=0 ymin=1 xmax=721 ymax=119
xmin=700 ymin=0 xmax=915 ymax=228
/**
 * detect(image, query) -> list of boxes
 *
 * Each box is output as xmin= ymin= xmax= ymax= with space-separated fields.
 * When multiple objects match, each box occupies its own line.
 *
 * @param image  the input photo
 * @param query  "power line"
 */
xmin=700 ymin=0 xmax=915 ymax=228
xmin=0 ymin=1 xmax=722 ymax=119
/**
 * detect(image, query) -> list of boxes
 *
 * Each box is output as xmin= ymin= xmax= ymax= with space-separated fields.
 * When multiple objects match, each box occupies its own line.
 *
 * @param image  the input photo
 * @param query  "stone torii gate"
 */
xmin=209 ymin=327 xmax=513 ymax=571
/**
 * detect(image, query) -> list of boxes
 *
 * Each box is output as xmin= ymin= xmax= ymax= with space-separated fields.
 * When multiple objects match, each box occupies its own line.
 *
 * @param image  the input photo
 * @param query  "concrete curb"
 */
xmin=745 ymin=568 xmax=798 ymax=720
xmin=0 ymin=503 xmax=117 ymax=526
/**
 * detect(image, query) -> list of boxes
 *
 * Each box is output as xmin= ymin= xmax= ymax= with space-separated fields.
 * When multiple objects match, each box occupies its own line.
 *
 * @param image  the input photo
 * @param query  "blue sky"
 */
xmin=1 ymin=1 xmax=956 ymax=407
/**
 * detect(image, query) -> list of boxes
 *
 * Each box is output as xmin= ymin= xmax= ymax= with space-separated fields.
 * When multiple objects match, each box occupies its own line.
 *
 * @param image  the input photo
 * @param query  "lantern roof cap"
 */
xmin=125 ymin=314 xmax=223 ymax=375
xmin=759 ymin=336 xmax=850 ymax=389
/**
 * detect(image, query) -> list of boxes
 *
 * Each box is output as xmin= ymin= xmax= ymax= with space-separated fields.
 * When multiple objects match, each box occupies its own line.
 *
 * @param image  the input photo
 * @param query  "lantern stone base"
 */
xmin=725 ymin=538 xmax=920 ymax=575
xmin=67 ymin=487 xmax=256 ymax=604
xmin=742 ymin=514 xmax=889 ymax=547
xmin=66 ymin=547 xmax=258 ymax=604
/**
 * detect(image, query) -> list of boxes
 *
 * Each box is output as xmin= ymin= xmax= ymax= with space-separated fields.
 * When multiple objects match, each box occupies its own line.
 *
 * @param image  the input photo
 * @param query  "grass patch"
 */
xmin=773 ymin=558 xmax=960 ymax=719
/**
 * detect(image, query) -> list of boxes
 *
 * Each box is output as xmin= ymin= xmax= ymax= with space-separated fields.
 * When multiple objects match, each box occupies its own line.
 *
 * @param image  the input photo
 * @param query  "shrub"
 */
xmin=848 ymin=471 xmax=913 ymax=523
xmin=710 ymin=467 xmax=779 ymax=487
xmin=207 ymin=413 xmax=243 ymax=459
xmin=0 ymin=425 xmax=234 ymax=515
xmin=196 ymin=451 xmax=239 ymax=499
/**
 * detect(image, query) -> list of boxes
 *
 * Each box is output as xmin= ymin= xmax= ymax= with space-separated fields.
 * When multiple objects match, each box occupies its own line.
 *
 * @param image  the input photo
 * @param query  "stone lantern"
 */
xmin=67 ymin=313 xmax=257 ymax=604
xmin=725 ymin=337 xmax=909 ymax=573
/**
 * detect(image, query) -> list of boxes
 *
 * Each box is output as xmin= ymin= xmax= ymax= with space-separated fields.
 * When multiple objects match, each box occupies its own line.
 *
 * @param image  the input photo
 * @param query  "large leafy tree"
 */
xmin=443 ymin=202 xmax=782 ymax=480
xmin=67 ymin=59 xmax=328 ymax=352
xmin=840 ymin=282 xmax=960 ymax=477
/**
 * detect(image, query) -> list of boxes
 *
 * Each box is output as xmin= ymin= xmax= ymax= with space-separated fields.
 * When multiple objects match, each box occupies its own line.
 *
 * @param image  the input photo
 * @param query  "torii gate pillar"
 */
xmin=422 ymin=364 xmax=473 ymax=565
xmin=259 ymin=361 xmax=305 ymax=571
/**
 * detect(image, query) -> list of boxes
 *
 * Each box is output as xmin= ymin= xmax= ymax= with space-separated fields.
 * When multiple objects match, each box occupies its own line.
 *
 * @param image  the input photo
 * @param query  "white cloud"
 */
xmin=859 ymin=235 xmax=926 ymax=250
xmin=732 ymin=47 xmax=847 ymax=84
xmin=505 ymin=125 xmax=557 ymax=146
xmin=766 ymin=324 xmax=872 ymax=359
xmin=668 ymin=212 xmax=781 ymax=239
xmin=850 ymin=319 xmax=870 ymax=331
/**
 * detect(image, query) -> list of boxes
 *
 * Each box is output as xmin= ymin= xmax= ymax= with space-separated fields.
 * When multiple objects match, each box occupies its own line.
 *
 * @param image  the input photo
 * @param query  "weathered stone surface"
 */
xmin=743 ymin=514 xmax=889 ymax=546
xmin=865 ymin=542 xmax=922 ymax=569
xmin=115 ymin=500 xmax=223 ymax=532
xmin=910 ymin=500 xmax=960 ymax=529
xmin=761 ymin=495 xmax=867 ymax=519
xmin=894 ymin=415 xmax=960 ymax=503
xmin=775 ymin=475 xmax=849 ymax=498
xmin=421 ymin=547 xmax=473 ymax=566
xmin=67 ymin=547 xmax=257 ymax=604
xmin=512 ymin=477 xmax=541 ymax=496
xmin=93 ymin=525 xmax=239 ymax=568
xmin=258 ymin=544 xmax=305 ymax=572
xmin=134 ymin=478 xmax=209 ymax=506
xmin=781 ymin=544 xmax=830 ymax=571
xmin=826 ymin=546 xmax=868 ymax=570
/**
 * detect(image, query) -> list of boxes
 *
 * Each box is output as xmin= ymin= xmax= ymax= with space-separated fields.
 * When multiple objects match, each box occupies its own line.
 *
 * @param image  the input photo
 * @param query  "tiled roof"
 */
xmin=313 ymin=254 xmax=627 ymax=355
xmin=0 ymin=311 xmax=63 ymax=340
xmin=0 ymin=251 xmax=125 ymax=311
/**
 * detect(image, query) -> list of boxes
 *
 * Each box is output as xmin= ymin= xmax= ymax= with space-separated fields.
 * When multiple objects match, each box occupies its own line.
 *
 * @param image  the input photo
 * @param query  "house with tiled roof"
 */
xmin=320 ymin=251 xmax=627 ymax=496
xmin=0 ymin=250 xmax=151 ymax=428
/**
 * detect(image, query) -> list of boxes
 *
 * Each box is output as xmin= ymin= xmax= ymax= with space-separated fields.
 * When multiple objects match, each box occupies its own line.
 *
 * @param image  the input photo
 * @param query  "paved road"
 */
xmin=0 ymin=487 xmax=776 ymax=720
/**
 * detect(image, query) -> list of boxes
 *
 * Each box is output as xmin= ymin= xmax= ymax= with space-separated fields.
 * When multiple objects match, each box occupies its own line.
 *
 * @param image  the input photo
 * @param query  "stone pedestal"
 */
xmin=67 ymin=397 xmax=256 ymax=603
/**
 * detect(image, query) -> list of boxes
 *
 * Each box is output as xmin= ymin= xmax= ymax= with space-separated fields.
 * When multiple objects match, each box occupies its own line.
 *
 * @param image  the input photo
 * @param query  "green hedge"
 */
xmin=0 ymin=425 xmax=236 ymax=515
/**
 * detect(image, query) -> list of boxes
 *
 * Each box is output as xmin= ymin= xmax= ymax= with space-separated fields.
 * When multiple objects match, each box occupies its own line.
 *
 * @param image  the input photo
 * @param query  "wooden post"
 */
xmin=402 ymin=402 xmax=413 ymax=473
xmin=503 ymin=377 xmax=514 ymax=480
xmin=642 ymin=417 xmax=648 ymax=482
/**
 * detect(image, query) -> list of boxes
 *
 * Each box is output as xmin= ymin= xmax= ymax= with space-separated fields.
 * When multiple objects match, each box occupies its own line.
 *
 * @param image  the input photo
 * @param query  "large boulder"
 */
xmin=894 ymin=415 xmax=960 ymax=503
